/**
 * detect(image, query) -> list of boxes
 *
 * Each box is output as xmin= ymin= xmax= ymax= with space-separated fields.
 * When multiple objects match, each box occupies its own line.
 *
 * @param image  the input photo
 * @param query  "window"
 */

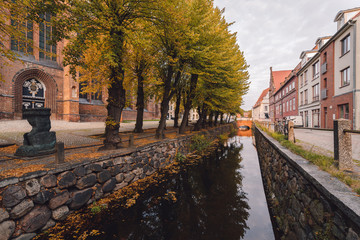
xmin=79 ymin=82 xmax=88 ymax=100
xmin=39 ymin=13 xmax=57 ymax=61
xmin=300 ymin=92 xmax=303 ymax=105
xmin=78 ymin=81 xmax=102 ymax=103
xmin=341 ymin=67 xmax=350 ymax=86
xmin=339 ymin=104 xmax=349 ymax=119
xmin=323 ymin=52 xmax=327 ymax=63
xmin=312 ymin=109 xmax=320 ymax=128
xmin=283 ymin=103 xmax=285 ymax=113
xmin=313 ymin=84 xmax=319 ymax=102
xmin=292 ymin=82 xmax=295 ymax=89
xmin=324 ymin=78 xmax=327 ymax=88
xmin=304 ymin=90 xmax=308 ymax=104
xmin=304 ymin=71 xmax=308 ymax=85
xmin=11 ymin=18 xmax=33 ymax=54
xmin=264 ymin=106 xmax=268 ymax=111
xmin=293 ymin=98 xmax=296 ymax=110
xmin=341 ymin=34 xmax=350 ymax=55
xmin=71 ymin=86 xmax=77 ymax=98
xmin=286 ymin=101 xmax=289 ymax=112
xmin=305 ymin=111 xmax=309 ymax=127
xmin=313 ymin=61 xmax=319 ymax=79
xmin=300 ymin=74 xmax=304 ymax=87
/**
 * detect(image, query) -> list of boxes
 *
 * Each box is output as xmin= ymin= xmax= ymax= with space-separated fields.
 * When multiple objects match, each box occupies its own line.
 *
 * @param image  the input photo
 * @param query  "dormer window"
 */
xmin=341 ymin=34 xmax=350 ymax=56
xmin=337 ymin=16 xmax=345 ymax=30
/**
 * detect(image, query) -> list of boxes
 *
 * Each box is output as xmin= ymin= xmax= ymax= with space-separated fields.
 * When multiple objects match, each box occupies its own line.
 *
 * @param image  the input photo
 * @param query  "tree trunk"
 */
xmin=134 ymin=72 xmax=145 ymax=133
xmin=101 ymin=30 xmax=126 ymax=150
xmin=214 ymin=111 xmax=219 ymax=126
xmin=220 ymin=113 xmax=224 ymax=124
xmin=194 ymin=104 xmax=207 ymax=131
xmin=208 ymin=111 xmax=214 ymax=127
xmin=102 ymin=67 xmax=126 ymax=150
xmin=174 ymin=88 xmax=182 ymax=128
xmin=156 ymin=66 xmax=181 ymax=139
xmin=201 ymin=108 xmax=208 ymax=129
xmin=179 ymin=74 xmax=198 ymax=134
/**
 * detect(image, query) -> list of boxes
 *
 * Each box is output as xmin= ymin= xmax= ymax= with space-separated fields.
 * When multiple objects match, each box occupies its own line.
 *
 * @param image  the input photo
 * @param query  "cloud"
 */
xmin=214 ymin=0 xmax=360 ymax=110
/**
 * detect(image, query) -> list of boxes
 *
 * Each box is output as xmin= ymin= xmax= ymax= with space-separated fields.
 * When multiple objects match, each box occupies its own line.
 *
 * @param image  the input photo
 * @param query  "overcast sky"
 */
xmin=213 ymin=0 xmax=360 ymax=110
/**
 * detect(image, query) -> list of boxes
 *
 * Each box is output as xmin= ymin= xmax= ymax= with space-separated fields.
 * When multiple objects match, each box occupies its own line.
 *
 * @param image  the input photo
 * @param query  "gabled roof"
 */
xmin=334 ymin=7 xmax=360 ymax=22
xmin=253 ymin=88 xmax=269 ymax=108
xmin=272 ymin=70 xmax=292 ymax=92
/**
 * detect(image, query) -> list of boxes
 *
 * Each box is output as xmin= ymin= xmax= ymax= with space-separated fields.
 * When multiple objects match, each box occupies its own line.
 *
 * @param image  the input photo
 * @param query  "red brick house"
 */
xmin=273 ymin=64 xmax=300 ymax=122
xmin=269 ymin=68 xmax=292 ymax=122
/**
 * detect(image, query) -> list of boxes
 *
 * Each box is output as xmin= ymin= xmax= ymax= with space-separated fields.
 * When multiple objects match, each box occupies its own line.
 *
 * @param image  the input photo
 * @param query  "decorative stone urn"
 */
xmin=15 ymin=108 xmax=56 ymax=157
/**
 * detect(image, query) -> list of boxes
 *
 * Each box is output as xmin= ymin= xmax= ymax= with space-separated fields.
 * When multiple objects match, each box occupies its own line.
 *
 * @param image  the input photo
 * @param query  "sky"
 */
xmin=213 ymin=0 xmax=360 ymax=111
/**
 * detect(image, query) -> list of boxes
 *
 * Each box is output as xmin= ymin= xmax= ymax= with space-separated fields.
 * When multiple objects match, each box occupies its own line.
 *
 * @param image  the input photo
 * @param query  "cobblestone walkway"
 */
xmin=0 ymin=120 xmax=172 ymax=147
xmin=294 ymin=128 xmax=360 ymax=161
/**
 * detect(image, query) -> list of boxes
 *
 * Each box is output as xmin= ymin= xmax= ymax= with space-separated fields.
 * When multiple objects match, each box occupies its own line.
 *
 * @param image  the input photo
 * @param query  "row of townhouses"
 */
xmin=253 ymin=7 xmax=360 ymax=130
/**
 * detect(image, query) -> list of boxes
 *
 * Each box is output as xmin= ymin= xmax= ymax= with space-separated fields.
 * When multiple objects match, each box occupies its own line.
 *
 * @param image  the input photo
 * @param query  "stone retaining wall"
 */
xmin=0 ymin=124 xmax=234 ymax=240
xmin=254 ymin=127 xmax=360 ymax=240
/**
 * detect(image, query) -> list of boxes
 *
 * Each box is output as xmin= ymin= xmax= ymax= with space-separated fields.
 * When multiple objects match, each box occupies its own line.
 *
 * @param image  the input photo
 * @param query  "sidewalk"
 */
xmin=0 ymin=119 xmax=173 ymax=147
xmin=294 ymin=128 xmax=360 ymax=161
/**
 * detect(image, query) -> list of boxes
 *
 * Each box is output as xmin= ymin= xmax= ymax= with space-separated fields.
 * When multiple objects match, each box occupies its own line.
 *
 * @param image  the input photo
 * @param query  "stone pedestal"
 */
xmin=288 ymin=121 xmax=295 ymax=143
xmin=333 ymin=119 xmax=353 ymax=170
xmin=15 ymin=108 xmax=56 ymax=157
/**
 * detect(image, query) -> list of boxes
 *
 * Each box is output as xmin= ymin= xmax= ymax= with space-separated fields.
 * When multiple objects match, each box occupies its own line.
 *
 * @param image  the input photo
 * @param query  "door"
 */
xmin=22 ymin=78 xmax=45 ymax=110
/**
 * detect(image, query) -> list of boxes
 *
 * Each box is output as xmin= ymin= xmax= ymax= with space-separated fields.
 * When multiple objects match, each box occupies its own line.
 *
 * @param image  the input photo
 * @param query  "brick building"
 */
xmin=273 ymin=64 xmax=300 ymax=122
xmin=268 ymin=68 xmax=292 ymax=122
xmin=319 ymin=7 xmax=360 ymax=129
xmin=0 ymin=15 xmax=160 ymax=122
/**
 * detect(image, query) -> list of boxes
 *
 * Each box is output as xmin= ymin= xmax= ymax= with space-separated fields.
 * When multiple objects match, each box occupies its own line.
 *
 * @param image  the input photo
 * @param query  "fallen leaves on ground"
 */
xmin=0 ymin=164 xmax=46 ymax=178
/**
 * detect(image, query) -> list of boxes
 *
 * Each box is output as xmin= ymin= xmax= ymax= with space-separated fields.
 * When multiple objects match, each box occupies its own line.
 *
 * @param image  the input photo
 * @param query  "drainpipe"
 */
xmin=350 ymin=20 xmax=357 ymax=129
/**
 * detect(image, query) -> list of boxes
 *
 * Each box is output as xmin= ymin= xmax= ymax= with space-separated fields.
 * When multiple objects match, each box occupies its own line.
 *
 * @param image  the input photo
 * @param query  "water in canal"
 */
xmin=93 ymin=134 xmax=275 ymax=239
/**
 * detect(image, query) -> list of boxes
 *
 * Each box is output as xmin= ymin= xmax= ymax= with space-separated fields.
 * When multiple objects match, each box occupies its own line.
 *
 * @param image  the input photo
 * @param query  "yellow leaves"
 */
xmin=0 ymin=164 xmax=45 ymax=179
xmin=164 ymin=191 xmax=177 ymax=202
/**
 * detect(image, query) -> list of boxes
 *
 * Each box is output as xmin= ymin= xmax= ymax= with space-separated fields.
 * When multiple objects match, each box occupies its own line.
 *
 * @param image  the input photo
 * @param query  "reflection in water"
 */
xmin=92 ymin=134 xmax=274 ymax=240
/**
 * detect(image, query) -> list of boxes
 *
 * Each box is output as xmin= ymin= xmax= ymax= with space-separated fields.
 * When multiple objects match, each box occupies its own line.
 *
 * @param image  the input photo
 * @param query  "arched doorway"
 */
xmin=22 ymin=78 xmax=46 ymax=110
xmin=13 ymin=68 xmax=57 ymax=117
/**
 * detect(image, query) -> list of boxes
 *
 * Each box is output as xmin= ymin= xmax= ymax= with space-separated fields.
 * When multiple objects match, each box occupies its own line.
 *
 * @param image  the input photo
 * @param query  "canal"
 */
xmin=88 ymin=133 xmax=275 ymax=239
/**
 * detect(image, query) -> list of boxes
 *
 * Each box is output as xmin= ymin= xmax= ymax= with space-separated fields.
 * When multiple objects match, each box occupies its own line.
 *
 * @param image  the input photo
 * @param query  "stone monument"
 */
xmin=15 ymin=108 xmax=56 ymax=157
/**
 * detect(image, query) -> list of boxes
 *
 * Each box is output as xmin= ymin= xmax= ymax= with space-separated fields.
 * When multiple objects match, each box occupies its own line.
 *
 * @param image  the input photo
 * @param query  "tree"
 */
xmin=152 ymin=0 xmax=189 ymax=139
xmin=50 ymin=0 xmax=155 ymax=149
xmin=123 ymin=20 xmax=157 ymax=133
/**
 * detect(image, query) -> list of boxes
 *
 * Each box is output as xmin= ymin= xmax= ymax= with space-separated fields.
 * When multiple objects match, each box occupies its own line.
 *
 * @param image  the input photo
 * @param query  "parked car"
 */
xmin=285 ymin=116 xmax=303 ymax=127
